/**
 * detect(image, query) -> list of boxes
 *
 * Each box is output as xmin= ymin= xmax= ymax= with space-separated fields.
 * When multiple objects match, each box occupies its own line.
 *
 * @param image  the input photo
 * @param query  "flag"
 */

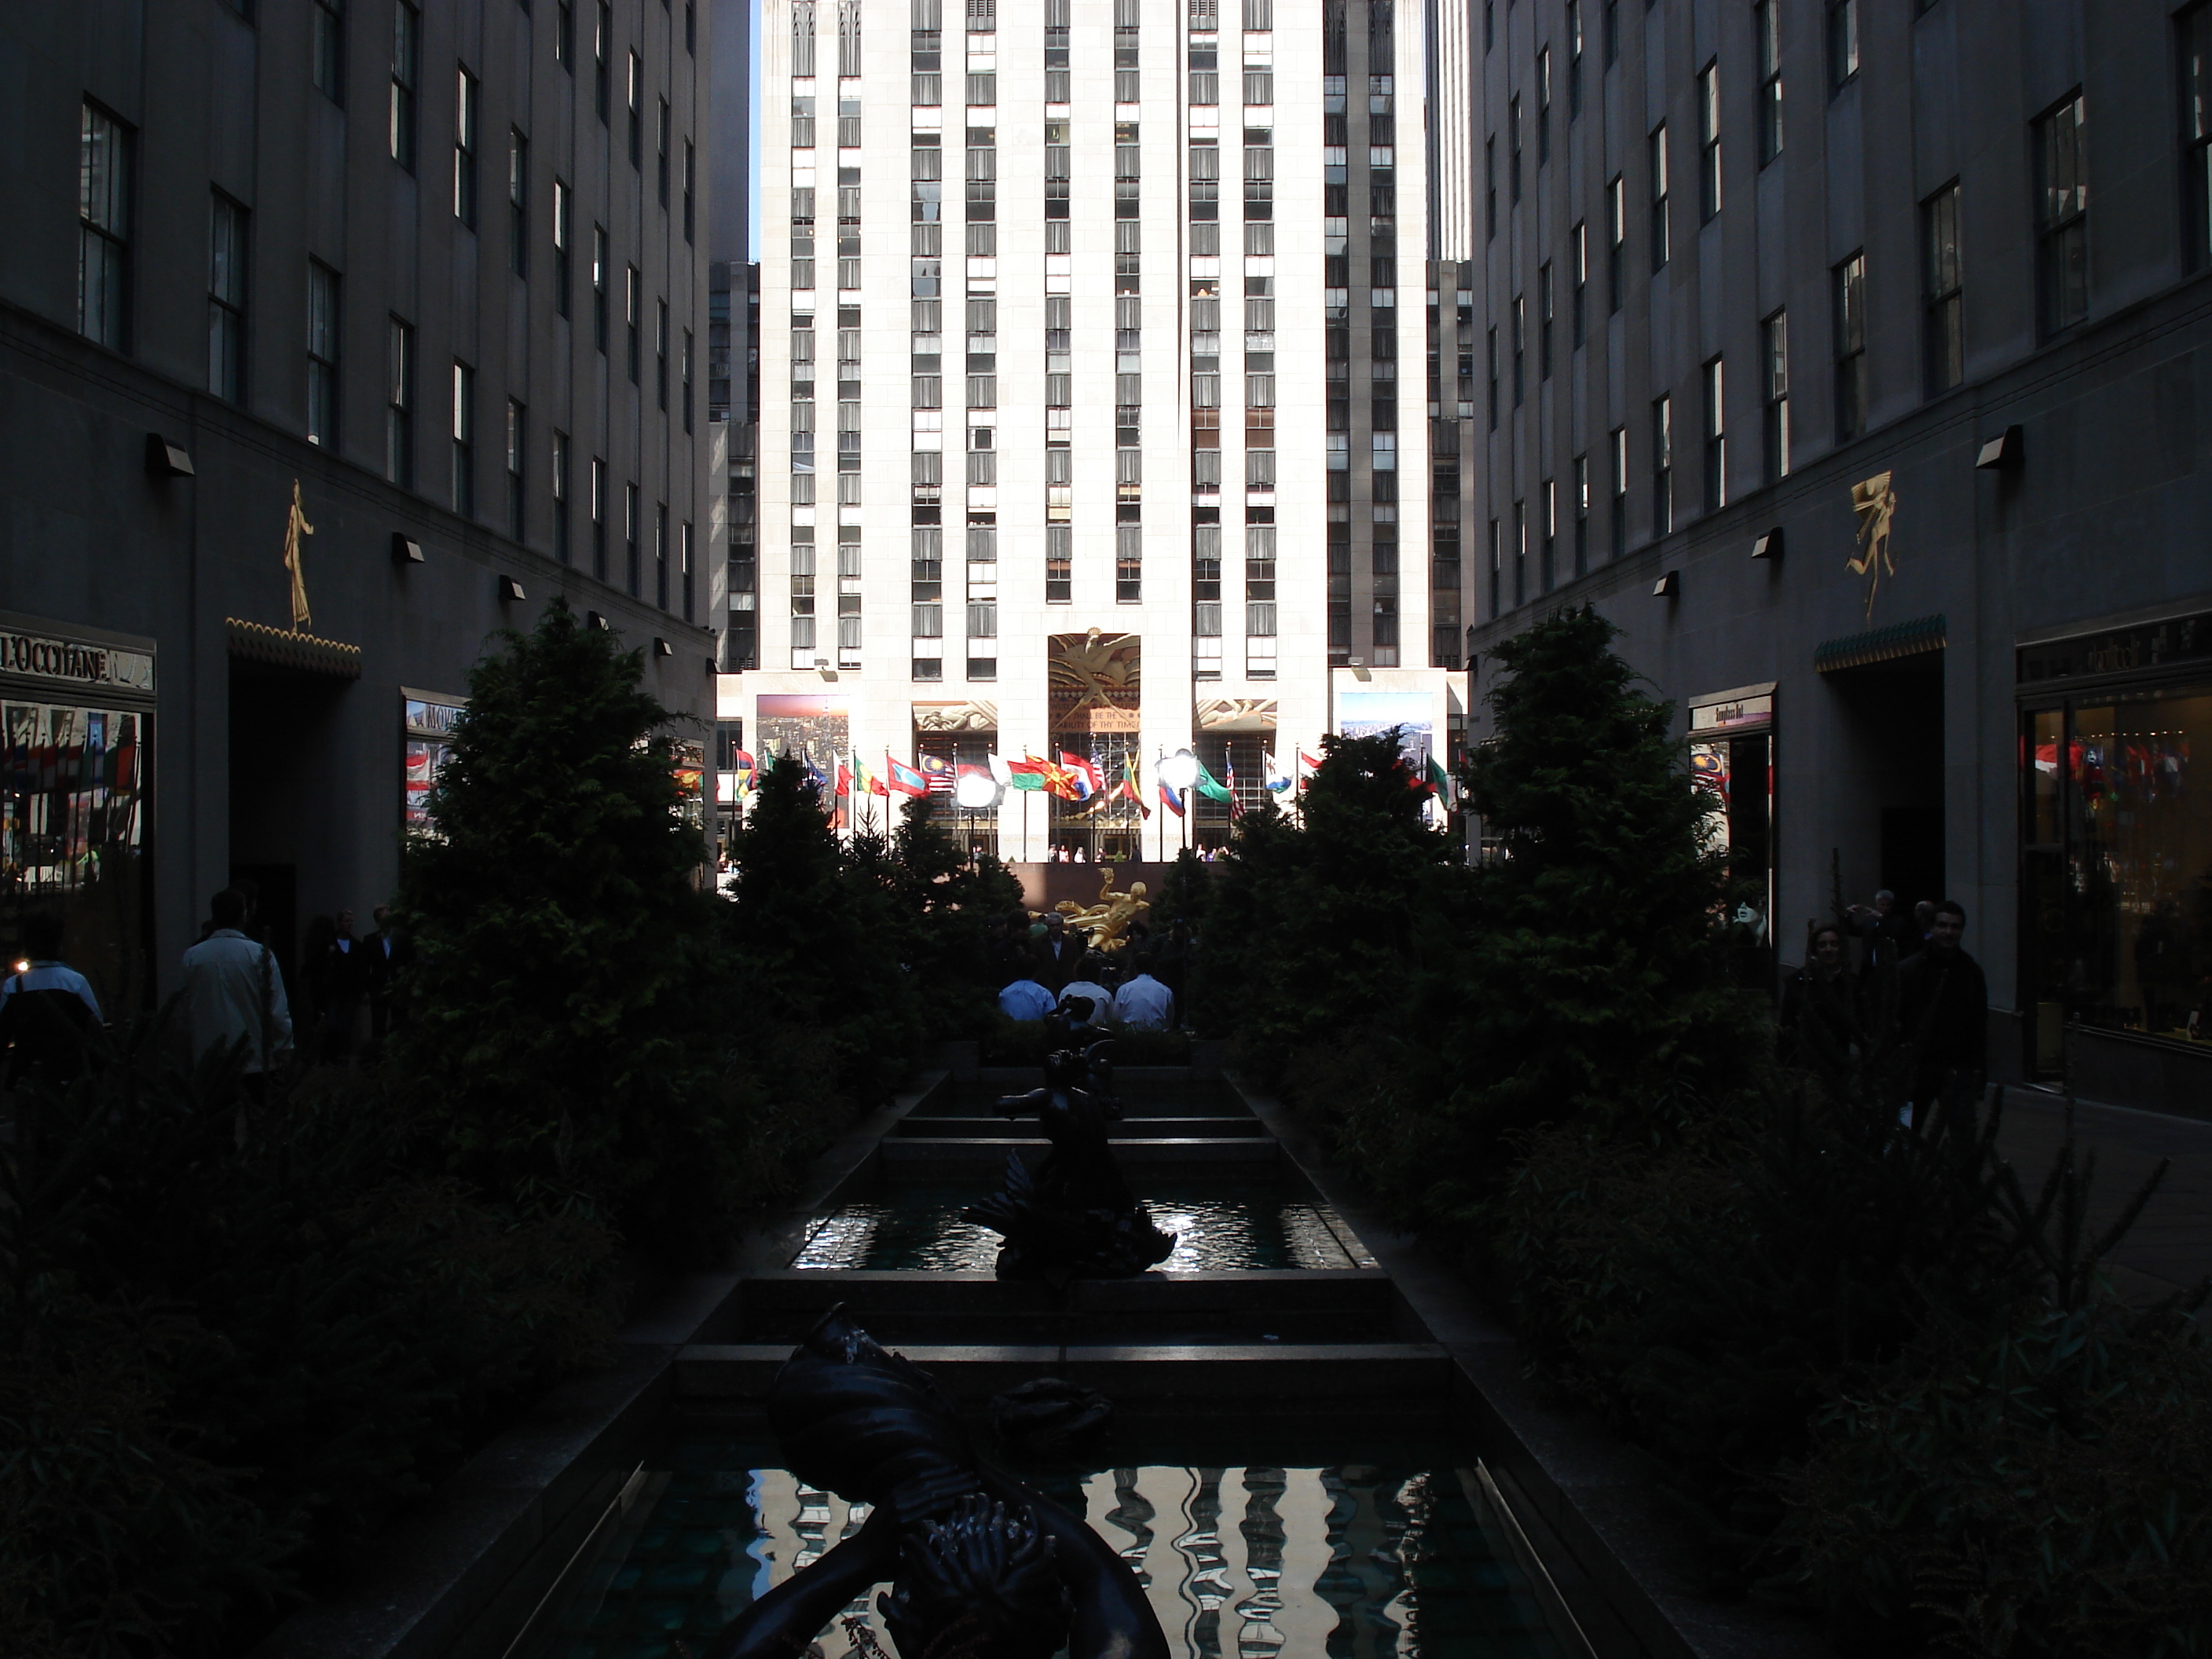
xmin=731 ymin=749 xmax=756 ymax=797
xmin=1263 ymin=752 xmax=1294 ymax=793
xmin=955 ymin=764 xmax=999 ymax=804
xmin=1158 ymin=781 xmax=1186 ymax=817
xmin=920 ymin=752 xmax=956 ymax=795
xmin=1004 ymin=755 xmax=1049 ymax=791
xmin=851 ymin=753 xmax=887 ymax=797
xmin=1059 ymin=751 xmax=1104 ymax=800
xmin=1426 ymin=753 xmax=1453 ymax=800
xmin=1225 ymin=760 xmax=1243 ymax=819
xmin=1115 ymin=756 xmax=1152 ymax=819
xmin=834 ymin=759 xmax=854 ymax=798
xmin=802 ymin=756 xmax=829 ymax=797
xmin=886 ymin=753 xmax=929 ymax=797
xmin=1298 ymin=750 xmax=1323 ymax=789
xmin=1194 ymin=758 xmax=1234 ymax=804
xmin=1041 ymin=757 xmax=1082 ymax=800
xmin=987 ymin=753 xmax=1015 ymax=787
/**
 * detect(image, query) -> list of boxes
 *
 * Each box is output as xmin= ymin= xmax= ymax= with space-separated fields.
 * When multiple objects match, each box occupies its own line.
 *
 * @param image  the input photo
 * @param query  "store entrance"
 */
xmin=1827 ymin=650 xmax=1946 ymax=922
xmin=227 ymin=657 xmax=353 ymax=995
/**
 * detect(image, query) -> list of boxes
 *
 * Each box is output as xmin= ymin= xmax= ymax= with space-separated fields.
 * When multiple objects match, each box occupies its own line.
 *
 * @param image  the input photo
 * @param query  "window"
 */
xmin=1538 ymin=480 xmax=1555 ymax=592
xmin=507 ymin=129 xmax=528 ymax=274
xmin=681 ymin=519 xmax=695 ymax=624
xmin=1701 ymin=357 xmax=1725 ymax=512
xmin=207 ymin=193 xmax=248 ymax=404
xmin=390 ymin=2 xmax=420 ymax=169
xmin=1761 ymin=309 xmax=1790 ymax=481
xmin=1603 ymin=0 xmax=1618 ymax=65
xmin=1572 ymin=452 xmax=1589 ymax=576
xmin=552 ymin=178 xmax=572 ymax=314
xmin=451 ymin=361 xmax=476 ymax=515
xmin=595 ymin=2 xmax=611 ymax=121
xmin=454 ymin=67 xmax=478 ymax=225
xmin=506 ymin=399 xmax=527 ymax=540
xmin=625 ymin=265 xmax=640 ymax=383
xmin=2186 ymin=4 xmax=2212 ymax=268
xmin=1485 ymin=136 xmax=1496 ymax=238
xmin=1756 ymin=0 xmax=1782 ymax=164
xmin=1606 ymin=174 xmax=1625 ymax=312
xmin=1538 ymin=263 xmax=1554 ymax=379
xmin=1651 ymin=395 xmax=1672 ymax=535
xmin=1486 ymin=517 xmax=1501 ymax=617
xmin=1511 ymin=500 xmax=1525 ymax=606
xmin=1571 ymin=222 xmax=1588 ymax=345
xmin=628 ymin=51 xmax=643 ymax=166
xmin=1486 ymin=325 xmax=1498 ymax=428
xmin=1648 ymin=124 xmax=1668 ymax=269
xmin=655 ymin=503 xmax=669 ymax=610
xmin=307 ymin=261 xmax=339 ymax=446
xmin=683 ymin=139 xmax=695 ymax=241
xmin=556 ymin=1 xmax=573 ymax=70
xmin=1833 ymin=252 xmax=1866 ymax=441
xmin=657 ymin=97 xmax=671 ymax=206
xmin=1566 ymin=0 xmax=1585 ymax=115
xmin=625 ymin=482 xmax=641 ymax=594
xmin=552 ymin=430 xmax=571 ymax=562
xmin=590 ymin=456 xmax=607 ymax=577
xmin=77 ymin=104 xmax=130 ymax=350
xmin=1922 ymin=182 xmax=1963 ymax=394
xmin=1697 ymin=63 xmax=1721 ymax=221
xmin=682 ymin=328 xmax=694 ymax=431
xmin=1508 ymin=97 xmax=1522 ymax=204
xmin=2036 ymin=93 xmax=2088 ymax=335
xmin=592 ymin=225 xmax=609 ymax=350
xmin=1828 ymin=0 xmax=1858 ymax=94
xmin=1046 ymin=523 xmax=1071 ymax=603
xmin=313 ymin=0 xmax=346 ymax=102
xmin=1536 ymin=47 xmax=1551 ymax=164
xmin=1119 ymin=525 xmax=1143 ymax=602
xmin=656 ymin=299 xmax=669 ymax=408
xmin=386 ymin=317 xmax=416 ymax=485
xmin=1511 ymin=296 xmax=1525 ymax=405
xmin=1609 ymin=424 xmax=1627 ymax=558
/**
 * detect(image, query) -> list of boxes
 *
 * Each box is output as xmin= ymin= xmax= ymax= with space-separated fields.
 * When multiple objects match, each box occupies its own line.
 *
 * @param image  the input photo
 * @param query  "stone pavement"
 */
xmin=1994 ymin=1085 xmax=2212 ymax=1307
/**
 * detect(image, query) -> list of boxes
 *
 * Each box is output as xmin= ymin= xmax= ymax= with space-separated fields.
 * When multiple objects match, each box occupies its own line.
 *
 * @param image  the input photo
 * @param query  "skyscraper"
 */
xmin=731 ymin=0 xmax=1468 ymax=859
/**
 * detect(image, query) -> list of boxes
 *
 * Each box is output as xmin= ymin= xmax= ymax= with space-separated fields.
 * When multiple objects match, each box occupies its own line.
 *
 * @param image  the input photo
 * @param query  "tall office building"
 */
xmin=1460 ymin=0 xmax=2212 ymax=1111
xmin=731 ymin=0 xmax=1468 ymax=859
xmin=1 ymin=2 xmax=715 ymax=1005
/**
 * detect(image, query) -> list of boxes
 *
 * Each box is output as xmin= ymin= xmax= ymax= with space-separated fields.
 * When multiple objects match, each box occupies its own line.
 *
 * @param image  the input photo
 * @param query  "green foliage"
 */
xmin=887 ymin=796 xmax=1026 ymax=1039
xmin=389 ymin=599 xmax=728 ymax=1256
xmin=1152 ymin=848 xmax=1214 ymax=929
xmin=0 ymin=1024 xmax=618 ymax=1657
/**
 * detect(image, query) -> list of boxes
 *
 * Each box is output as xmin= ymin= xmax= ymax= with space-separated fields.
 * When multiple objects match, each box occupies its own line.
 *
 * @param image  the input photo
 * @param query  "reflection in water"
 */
xmin=791 ymin=1184 xmax=1378 ymax=1273
xmin=526 ymin=1444 xmax=1564 ymax=1658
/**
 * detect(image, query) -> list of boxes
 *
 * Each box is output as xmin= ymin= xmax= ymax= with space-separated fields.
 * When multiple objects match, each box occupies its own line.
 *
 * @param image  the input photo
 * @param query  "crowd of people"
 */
xmin=988 ymin=907 xmax=1195 ymax=1032
xmin=1782 ymin=887 xmax=1988 ymax=1130
xmin=0 ymin=888 xmax=410 ymax=1090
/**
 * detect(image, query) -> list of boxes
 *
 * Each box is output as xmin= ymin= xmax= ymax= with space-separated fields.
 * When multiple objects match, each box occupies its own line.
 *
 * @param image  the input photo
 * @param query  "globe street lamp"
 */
xmin=1158 ymin=749 xmax=1200 ymax=855
xmin=953 ymin=767 xmax=1000 ymax=864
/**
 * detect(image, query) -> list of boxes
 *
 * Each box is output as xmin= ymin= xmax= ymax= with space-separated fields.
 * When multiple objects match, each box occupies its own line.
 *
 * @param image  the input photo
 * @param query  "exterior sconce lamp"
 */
xmin=1652 ymin=570 xmax=1680 ymax=598
xmin=497 ymin=575 xmax=526 ymax=602
xmin=1750 ymin=527 xmax=1784 ymax=561
xmin=392 ymin=533 xmax=426 ymax=565
xmin=1976 ymin=423 xmax=2024 ymax=471
xmin=145 ymin=434 xmax=195 ymax=478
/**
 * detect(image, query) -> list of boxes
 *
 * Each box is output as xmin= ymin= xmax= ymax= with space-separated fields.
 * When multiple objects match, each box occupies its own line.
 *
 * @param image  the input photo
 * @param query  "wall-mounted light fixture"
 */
xmin=145 ymin=434 xmax=195 ymax=478
xmin=1750 ymin=526 xmax=1785 ymax=561
xmin=498 ymin=575 xmax=526 ymax=602
xmin=1976 ymin=423 xmax=2024 ymax=471
xmin=1653 ymin=570 xmax=1681 ymax=598
xmin=652 ymin=636 xmax=674 ymax=657
xmin=391 ymin=533 xmax=426 ymax=565
xmin=814 ymin=655 xmax=837 ymax=681
xmin=585 ymin=610 xmax=612 ymax=631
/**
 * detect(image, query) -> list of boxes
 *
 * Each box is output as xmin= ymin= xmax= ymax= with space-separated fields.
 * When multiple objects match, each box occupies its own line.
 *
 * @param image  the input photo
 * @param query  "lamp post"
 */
xmin=954 ymin=768 xmax=999 ymax=866
xmin=1158 ymin=748 xmax=1200 ymax=857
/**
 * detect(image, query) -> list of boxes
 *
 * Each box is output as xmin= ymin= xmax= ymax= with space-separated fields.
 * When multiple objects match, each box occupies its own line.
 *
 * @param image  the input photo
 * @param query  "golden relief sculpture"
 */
xmin=1848 ymin=471 xmax=1898 ymax=621
xmin=283 ymin=480 xmax=315 ymax=631
xmin=1048 ymin=630 xmax=1142 ymax=733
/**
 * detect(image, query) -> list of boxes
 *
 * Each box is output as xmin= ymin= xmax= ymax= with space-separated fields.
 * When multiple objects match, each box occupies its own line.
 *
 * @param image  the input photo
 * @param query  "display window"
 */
xmin=2020 ymin=681 xmax=2211 ymax=1060
xmin=403 ymin=691 xmax=467 ymax=833
xmin=1689 ymin=685 xmax=1774 ymax=987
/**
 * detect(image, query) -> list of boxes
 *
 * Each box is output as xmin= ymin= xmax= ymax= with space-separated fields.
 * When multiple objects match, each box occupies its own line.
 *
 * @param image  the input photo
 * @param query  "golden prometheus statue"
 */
xmin=283 ymin=478 xmax=315 ymax=632
xmin=1846 ymin=471 xmax=1897 ymax=621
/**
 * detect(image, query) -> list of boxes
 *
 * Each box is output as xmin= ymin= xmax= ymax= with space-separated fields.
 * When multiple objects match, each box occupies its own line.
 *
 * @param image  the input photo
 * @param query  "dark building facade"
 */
xmin=2 ymin=1 xmax=716 ymax=1010
xmin=1463 ymin=0 xmax=2212 ymax=1109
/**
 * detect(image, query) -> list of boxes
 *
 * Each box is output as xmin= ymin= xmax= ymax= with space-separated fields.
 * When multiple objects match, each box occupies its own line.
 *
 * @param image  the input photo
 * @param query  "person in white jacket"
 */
xmin=181 ymin=889 xmax=293 ymax=1086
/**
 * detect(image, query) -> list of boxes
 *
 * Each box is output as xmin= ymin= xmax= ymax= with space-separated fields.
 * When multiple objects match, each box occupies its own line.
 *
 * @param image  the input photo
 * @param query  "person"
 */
xmin=1033 ymin=910 xmax=1090 ymax=993
xmin=1111 ymin=965 xmax=1176 ymax=1031
xmin=320 ymin=907 xmax=367 ymax=1062
xmin=183 ymin=888 xmax=293 ymax=1090
xmin=365 ymin=904 xmax=408 ymax=1047
xmin=1778 ymin=922 xmax=1858 ymax=1068
xmin=298 ymin=914 xmax=338 ymax=1056
xmin=1149 ymin=916 xmax=1193 ymax=1002
xmin=0 ymin=914 xmax=103 ymax=1084
xmin=989 ymin=910 xmax=1035 ymax=987
xmin=1893 ymin=899 xmax=1987 ymax=1132
xmin=997 ymin=970 xmax=1056 ymax=1021
xmin=1847 ymin=888 xmax=1921 ymax=965
xmin=1060 ymin=970 xmax=1116 ymax=1021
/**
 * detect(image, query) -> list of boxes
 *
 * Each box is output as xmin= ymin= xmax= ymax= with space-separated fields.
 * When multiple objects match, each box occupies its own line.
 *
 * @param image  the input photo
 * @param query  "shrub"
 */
xmin=388 ymin=599 xmax=729 ymax=1257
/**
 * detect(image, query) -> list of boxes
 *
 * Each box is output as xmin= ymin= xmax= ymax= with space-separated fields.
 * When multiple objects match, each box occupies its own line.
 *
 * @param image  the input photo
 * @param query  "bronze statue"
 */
xmin=700 ymin=1309 xmax=1170 ymax=1659
xmin=961 ymin=1014 xmax=1174 ymax=1283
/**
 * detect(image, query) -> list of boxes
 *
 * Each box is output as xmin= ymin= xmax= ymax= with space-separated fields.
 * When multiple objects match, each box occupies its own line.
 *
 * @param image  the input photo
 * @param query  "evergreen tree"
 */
xmin=1406 ymin=605 xmax=1765 ymax=1232
xmin=888 ymin=794 xmax=1024 ymax=1036
xmin=389 ymin=599 xmax=727 ymax=1253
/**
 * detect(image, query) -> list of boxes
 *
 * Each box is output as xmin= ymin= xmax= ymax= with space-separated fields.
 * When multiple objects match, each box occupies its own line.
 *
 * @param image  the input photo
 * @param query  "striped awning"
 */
xmin=225 ymin=617 xmax=364 ymax=679
xmin=1815 ymin=613 xmax=1947 ymax=674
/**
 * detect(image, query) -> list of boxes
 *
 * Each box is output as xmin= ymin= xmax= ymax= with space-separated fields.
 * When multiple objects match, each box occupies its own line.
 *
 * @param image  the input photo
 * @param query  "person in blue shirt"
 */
xmin=997 ymin=969 xmax=1055 ymax=1021
xmin=0 ymin=914 xmax=102 ymax=1082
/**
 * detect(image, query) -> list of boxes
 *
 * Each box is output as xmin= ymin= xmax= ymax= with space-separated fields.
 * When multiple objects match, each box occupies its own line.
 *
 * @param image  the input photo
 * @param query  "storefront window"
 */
xmin=2025 ymin=683 xmax=2212 ymax=1047
xmin=2 ymin=701 xmax=152 ymax=1014
xmin=1689 ymin=686 xmax=1774 ymax=987
xmin=403 ymin=692 xmax=467 ymax=833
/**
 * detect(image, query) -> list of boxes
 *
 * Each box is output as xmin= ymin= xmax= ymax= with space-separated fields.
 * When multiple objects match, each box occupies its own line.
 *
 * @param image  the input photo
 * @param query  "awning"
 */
xmin=225 ymin=617 xmax=363 ymax=679
xmin=1815 ymin=613 xmax=1947 ymax=674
